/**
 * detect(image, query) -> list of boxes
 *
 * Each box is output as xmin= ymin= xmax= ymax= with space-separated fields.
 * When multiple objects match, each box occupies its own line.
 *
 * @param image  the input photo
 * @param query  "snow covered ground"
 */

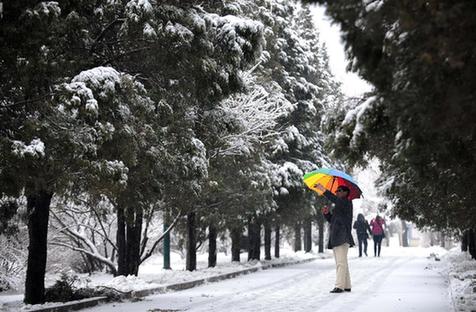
xmin=79 ymin=245 xmax=457 ymax=312
xmin=0 ymin=245 xmax=324 ymax=311
xmin=2 ymin=244 xmax=475 ymax=312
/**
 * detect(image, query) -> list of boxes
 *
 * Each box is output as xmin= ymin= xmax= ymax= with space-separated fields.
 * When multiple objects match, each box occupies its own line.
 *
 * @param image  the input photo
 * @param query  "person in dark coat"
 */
xmin=353 ymin=213 xmax=372 ymax=257
xmin=314 ymin=183 xmax=355 ymax=293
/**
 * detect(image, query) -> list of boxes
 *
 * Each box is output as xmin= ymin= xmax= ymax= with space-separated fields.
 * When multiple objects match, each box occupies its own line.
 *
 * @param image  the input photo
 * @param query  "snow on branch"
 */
xmin=210 ymin=72 xmax=291 ymax=158
xmin=50 ymin=209 xmax=118 ymax=275
xmin=342 ymin=95 xmax=378 ymax=148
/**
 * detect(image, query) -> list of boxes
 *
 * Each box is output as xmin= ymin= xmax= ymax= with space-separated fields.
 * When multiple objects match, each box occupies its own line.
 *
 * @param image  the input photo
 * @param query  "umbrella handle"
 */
xmin=329 ymin=177 xmax=336 ymax=193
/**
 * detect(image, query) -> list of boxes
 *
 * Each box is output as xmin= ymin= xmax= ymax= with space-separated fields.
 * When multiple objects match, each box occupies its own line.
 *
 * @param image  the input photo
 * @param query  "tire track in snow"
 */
xmin=314 ymin=255 xmax=412 ymax=312
xmin=181 ymin=260 xmax=335 ymax=312
xmin=183 ymin=256 xmax=406 ymax=312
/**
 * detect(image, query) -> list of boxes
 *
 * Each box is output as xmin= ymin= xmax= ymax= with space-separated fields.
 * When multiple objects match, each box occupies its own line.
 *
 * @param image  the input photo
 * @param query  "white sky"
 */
xmin=310 ymin=5 xmax=373 ymax=97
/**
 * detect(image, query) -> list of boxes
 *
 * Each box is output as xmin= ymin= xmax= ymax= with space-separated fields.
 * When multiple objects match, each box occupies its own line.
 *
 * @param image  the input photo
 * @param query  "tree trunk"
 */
xmin=163 ymin=210 xmax=171 ymax=269
xmin=186 ymin=212 xmax=197 ymax=271
xmin=208 ymin=225 xmax=217 ymax=268
xmin=248 ymin=220 xmax=254 ymax=261
xmin=468 ymin=229 xmax=476 ymax=259
xmin=24 ymin=190 xmax=53 ymax=304
xmin=274 ymin=225 xmax=280 ymax=258
xmin=462 ymin=229 xmax=469 ymax=252
xmin=248 ymin=218 xmax=261 ymax=261
xmin=231 ymin=227 xmax=241 ymax=262
xmin=126 ymin=207 xmax=142 ymax=276
xmin=304 ymin=219 xmax=312 ymax=253
xmin=401 ymin=220 xmax=409 ymax=247
xmin=293 ymin=222 xmax=302 ymax=252
xmin=264 ymin=220 xmax=271 ymax=260
xmin=116 ymin=206 xmax=127 ymax=276
xmin=254 ymin=220 xmax=261 ymax=260
xmin=317 ymin=214 xmax=324 ymax=253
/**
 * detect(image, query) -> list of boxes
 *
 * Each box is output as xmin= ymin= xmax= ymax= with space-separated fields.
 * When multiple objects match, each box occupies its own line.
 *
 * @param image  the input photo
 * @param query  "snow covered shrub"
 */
xmin=45 ymin=273 xmax=124 ymax=302
xmin=45 ymin=274 xmax=77 ymax=302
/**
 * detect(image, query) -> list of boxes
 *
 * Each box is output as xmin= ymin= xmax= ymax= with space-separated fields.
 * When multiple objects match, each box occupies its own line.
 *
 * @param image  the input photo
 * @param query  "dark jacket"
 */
xmin=323 ymin=190 xmax=355 ymax=249
xmin=353 ymin=214 xmax=371 ymax=240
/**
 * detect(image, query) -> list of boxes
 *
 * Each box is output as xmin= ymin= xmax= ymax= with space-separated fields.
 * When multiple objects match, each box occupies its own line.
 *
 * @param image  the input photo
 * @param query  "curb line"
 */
xmin=25 ymin=257 xmax=319 ymax=312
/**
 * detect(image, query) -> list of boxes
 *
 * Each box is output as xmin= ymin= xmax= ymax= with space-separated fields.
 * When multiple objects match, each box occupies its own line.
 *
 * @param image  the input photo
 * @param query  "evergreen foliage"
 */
xmin=0 ymin=0 xmax=343 ymax=301
xmin=306 ymin=0 xmax=476 ymax=233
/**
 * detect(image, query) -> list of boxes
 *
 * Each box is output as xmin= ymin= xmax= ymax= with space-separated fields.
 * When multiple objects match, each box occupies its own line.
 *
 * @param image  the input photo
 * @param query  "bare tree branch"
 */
xmin=140 ymin=210 xmax=182 ymax=264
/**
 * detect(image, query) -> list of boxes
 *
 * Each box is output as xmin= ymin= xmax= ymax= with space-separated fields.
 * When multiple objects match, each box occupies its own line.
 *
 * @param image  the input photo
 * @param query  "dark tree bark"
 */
xmin=24 ymin=190 xmax=53 ymax=304
xmin=304 ymin=219 xmax=312 ymax=253
xmin=254 ymin=220 xmax=261 ymax=260
xmin=231 ymin=227 xmax=241 ymax=262
xmin=402 ymin=220 xmax=409 ymax=247
xmin=208 ymin=225 xmax=217 ymax=268
xmin=248 ymin=218 xmax=261 ymax=261
xmin=274 ymin=225 xmax=280 ymax=258
xmin=186 ymin=212 xmax=197 ymax=271
xmin=468 ymin=229 xmax=476 ymax=259
xmin=116 ymin=206 xmax=127 ymax=276
xmin=462 ymin=229 xmax=469 ymax=252
xmin=317 ymin=214 xmax=324 ymax=253
xmin=264 ymin=220 xmax=271 ymax=260
xmin=126 ymin=207 xmax=142 ymax=276
xmin=293 ymin=222 xmax=302 ymax=252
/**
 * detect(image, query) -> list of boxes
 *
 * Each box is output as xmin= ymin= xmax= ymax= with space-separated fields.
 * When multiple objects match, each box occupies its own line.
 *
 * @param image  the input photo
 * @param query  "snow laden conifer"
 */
xmin=308 ymin=0 xmax=476 ymax=240
xmin=244 ymin=0 xmax=339 ymax=251
xmin=102 ymin=1 xmax=266 ymax=271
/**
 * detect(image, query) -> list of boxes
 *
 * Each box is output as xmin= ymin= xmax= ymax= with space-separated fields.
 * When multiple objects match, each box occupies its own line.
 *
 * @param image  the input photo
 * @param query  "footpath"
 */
xmin=1 ymin=255 xmax=324 ymax=312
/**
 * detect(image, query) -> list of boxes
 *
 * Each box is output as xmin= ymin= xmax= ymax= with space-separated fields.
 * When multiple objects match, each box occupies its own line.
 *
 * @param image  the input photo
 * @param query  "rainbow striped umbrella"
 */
xmin=303 ymin=168 xmax=362 ymax=200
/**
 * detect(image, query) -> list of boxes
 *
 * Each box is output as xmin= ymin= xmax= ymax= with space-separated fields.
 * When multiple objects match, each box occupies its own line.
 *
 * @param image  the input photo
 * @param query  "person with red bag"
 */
xmin=370 ymin=215 xmax=386 ymax=257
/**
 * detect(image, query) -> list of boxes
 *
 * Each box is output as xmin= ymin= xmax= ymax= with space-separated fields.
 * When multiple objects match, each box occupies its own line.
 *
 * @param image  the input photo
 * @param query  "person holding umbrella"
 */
xmin=303 ymin=168 xmax=361 ymax=293
xmin=314 ymin=183 xmax=355 ymax=293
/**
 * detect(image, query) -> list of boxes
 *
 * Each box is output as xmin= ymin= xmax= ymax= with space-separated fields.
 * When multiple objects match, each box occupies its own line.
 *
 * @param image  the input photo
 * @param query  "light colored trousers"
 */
xmin=333 ymin=243 xmax=351 ymax=289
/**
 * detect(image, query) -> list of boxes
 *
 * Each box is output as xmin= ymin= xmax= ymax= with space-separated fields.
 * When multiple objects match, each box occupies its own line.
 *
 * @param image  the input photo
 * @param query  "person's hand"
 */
xmin=321 ymin=206 xmax=329 ymax=214
xmin=314 ymin=183 xmax=326 ymax=193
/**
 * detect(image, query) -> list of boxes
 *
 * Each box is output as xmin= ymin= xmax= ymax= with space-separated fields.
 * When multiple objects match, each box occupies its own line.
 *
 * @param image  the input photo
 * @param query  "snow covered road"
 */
xmin=83 ymin=249 xmax=452 ymax=312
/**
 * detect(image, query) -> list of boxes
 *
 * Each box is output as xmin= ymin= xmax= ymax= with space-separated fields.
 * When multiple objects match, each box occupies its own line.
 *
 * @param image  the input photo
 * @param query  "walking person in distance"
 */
xmin=353 ymin=213 xmax=372 ymax=257
xmin=370 ymin=215 xmax=386 ymax=257
xmin=314 ymin=183 xmax=354 ymax=293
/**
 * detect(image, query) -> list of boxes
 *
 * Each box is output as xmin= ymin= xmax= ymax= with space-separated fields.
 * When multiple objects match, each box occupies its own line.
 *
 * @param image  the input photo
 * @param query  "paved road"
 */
xmin=84 ymin=251 xmax=451 ymax=312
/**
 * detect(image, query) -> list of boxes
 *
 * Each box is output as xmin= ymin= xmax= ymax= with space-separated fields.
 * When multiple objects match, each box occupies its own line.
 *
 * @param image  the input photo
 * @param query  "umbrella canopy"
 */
xmin=303 ymin=168 xmax=362 ymax=200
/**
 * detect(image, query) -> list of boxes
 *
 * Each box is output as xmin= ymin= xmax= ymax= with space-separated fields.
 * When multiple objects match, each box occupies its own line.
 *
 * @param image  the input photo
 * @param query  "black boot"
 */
xmin=330 ymin=288 xmax=344 ymax=293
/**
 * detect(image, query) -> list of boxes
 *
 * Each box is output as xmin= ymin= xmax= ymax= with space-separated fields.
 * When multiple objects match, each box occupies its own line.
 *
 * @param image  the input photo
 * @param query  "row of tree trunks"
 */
xmin=24 ymin=190 xmax=53 ymax=304
xmin=198 ymin=216 xmax=328 ymax=272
